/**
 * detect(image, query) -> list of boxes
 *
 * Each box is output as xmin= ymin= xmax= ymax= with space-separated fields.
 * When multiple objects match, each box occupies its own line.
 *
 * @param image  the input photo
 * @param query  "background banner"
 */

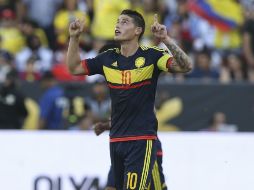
xmin=0 ymin=131 xmax=254 ymax=190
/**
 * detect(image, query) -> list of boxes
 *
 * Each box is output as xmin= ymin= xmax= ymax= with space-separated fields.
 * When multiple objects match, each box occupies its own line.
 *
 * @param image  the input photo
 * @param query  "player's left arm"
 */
xmin=93 ymin=120 xmax=111 ymax=136
xmin=151 ymin=14 xmax=192 ymax=73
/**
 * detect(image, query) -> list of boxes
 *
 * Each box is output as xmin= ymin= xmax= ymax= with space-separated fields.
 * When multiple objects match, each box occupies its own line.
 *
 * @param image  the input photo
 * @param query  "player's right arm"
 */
xmin=67 ymin=19 xmax=88 ymax=75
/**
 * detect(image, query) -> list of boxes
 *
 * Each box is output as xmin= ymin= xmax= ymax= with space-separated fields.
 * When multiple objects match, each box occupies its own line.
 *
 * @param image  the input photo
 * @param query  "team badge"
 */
xmin=135 ymin=57 xmax=145 ymax=68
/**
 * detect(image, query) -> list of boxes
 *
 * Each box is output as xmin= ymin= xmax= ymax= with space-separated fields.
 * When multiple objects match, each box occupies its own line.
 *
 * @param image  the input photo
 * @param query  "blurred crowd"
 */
xmin=0 ymin=0 xmax=251 ymax=130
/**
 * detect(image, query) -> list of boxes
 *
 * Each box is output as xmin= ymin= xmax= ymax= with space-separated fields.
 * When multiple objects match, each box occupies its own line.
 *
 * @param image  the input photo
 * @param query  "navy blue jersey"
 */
xmin=82 ymin=46 xmax=172 ymax=141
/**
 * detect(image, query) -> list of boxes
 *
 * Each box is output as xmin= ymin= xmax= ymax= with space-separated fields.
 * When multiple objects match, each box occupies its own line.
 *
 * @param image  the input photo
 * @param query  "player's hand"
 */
xmin=93 ymin=122 xmax=109 ymax=136
xmin=69 ymin=18 xmax=85 ymax=38
xmin=151 ymin=14 xmax=169 ymax=42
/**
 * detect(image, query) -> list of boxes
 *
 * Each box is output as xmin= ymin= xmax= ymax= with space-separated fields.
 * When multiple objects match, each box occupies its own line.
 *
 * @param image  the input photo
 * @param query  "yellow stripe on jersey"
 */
xmin=157 ymin=54 xmax=172 ymax=72
xmin=140 ymin=45 xmax=149 ymax=50
xmin=103 ymin=64 xmax=154 ymax=84
xmin=101 ymin=48 xmax=120 ymax=54
xmin=150 ymin=46 xmax=165 ymax=52
xmin=152 ymin=161 xmax=162 ymax=190
xmin=141 ymin=45 xmax=165 ymax=52
xmin=139 ymin=140 xmax=152 ymax=190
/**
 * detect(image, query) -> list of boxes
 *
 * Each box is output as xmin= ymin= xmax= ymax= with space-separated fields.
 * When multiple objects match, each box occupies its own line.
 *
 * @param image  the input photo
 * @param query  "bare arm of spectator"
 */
xmin=243 ymin=31 xmax=254 ymax=67
xmin=67 ymin=18 xmax=88 ymax=75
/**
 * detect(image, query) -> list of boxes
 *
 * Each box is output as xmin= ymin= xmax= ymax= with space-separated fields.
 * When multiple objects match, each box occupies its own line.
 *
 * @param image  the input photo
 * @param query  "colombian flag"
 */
xmin=188 ymin=0 xmax=243 ymax=31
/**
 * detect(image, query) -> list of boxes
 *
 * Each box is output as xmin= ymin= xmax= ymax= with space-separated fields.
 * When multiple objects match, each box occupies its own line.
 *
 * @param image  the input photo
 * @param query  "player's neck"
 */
xmin=120 ymin=41 xmax=139 ymax=57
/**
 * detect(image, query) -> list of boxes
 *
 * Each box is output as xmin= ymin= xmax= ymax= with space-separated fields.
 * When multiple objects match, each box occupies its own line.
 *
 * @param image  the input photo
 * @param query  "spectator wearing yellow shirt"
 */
xmin=0 ymin=9 xmax=25 ymax=54
xmin=54 ymin=0 xmax=90 ymax=48
xmin=19 ymin=19 xmax=49 ymax=48
xmin=91 ymin=0 xmax=130 ymax=41
xmin=130 ymin=0 xmax=167 ymax=46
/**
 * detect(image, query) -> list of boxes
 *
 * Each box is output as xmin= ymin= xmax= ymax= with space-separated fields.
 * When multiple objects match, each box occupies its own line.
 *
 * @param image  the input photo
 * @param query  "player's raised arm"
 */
xmin=67 ymin=18 xmax=88 ymax=75
xmin=151 ymin=14 xmax=192 ymax=73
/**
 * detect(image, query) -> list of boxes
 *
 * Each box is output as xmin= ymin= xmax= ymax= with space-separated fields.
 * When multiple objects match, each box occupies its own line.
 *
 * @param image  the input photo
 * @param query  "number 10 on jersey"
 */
xmin=126 ymin=172 xmax=138 ymax=189
xmin=122 ymin=71 xmax=131 ymax=85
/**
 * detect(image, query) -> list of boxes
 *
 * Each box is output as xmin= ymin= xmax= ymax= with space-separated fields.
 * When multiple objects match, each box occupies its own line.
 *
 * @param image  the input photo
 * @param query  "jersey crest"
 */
xmin=135 ymin=57 xmax=145 ymax=68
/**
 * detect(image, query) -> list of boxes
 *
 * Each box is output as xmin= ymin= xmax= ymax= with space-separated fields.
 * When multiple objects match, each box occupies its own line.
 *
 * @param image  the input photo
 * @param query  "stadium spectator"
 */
xmin=0 ymin=8 xmax=25 ymax=54
xmin=220 ymin=53 xmax=245 ymax=83
xmin=0 ymin=70 xmax=28 ymax=129
xmin=62 ymin=84 xmax=92 ymax=130
xmin=19 ymin=18 xmax=49 ymax=47
xmin=164 ymin=0 xmax=194 ymax=53
xmin=19 ymin=55 xmax=41 ymax=82
xmin=84 ymin=79 xmax=111 ymax=123
xmin=0 ymin=47 xmax=14 ymax=83
xmin=243 ymin=5 xmax=254 ymax=82
xmin=130 ymin=0 xmax=167 ymax=46
xmin=54 ymin=0 xmax=90 ymax=48
xmin=187 ymin=47 xmax=220 ymax=81
xmin=15 ymin=34 xmax=53 ymax=73
xmin=22 ymin=0 xmax=62 ymax=49
xmin=203 ymin=112 xmax=238 ymax=132
xmin=0 ymin=0 xmax=26 ymax=21
xmin=52 ymin=46 xmax=85 ymax=82
xmin=91 ymin=0 xmax=130 ymax=46
xmin=38 ymin=71 xmax=67 ymax=130
xmin=68 ymin=79 xmax=111 ymax=130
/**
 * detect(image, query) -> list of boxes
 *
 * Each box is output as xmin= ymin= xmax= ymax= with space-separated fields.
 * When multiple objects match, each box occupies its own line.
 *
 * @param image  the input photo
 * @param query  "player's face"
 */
xmin=114 ymin=15 xmax=139 ymax=42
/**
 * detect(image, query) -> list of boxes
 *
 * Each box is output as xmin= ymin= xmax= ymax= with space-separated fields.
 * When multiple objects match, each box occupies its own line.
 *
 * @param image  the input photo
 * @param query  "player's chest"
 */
xmin=102 ymin=56 xmax=155 ymax=85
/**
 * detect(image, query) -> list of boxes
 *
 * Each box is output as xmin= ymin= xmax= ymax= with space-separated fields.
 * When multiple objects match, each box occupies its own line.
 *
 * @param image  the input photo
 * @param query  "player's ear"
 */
xmin=135 ymin=27 xmax=142 ymax=36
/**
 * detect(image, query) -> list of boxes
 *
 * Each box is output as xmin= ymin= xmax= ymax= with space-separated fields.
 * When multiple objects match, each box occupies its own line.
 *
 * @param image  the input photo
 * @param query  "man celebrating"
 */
xmin=67 ymin=9 xmax=191 ymax=190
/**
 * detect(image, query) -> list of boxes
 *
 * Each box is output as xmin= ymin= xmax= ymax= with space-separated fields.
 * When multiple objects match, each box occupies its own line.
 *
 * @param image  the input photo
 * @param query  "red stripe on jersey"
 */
xmin=167 ymin=57 xmax=173 ymax=69
xmin=108 ymin=81 xmax=151 ymax=89
xmin=157 ymin=150 xmax=163 ymax=156
xmin=81 ymin=60 xmax=90 ymax=75
xmin=110 ymin=135 xmax=157 ymax=142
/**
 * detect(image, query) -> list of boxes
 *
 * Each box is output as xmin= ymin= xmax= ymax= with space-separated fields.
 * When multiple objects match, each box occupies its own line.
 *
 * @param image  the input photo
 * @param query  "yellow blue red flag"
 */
xmin=188 ymin=0 xmax=243 ymax=31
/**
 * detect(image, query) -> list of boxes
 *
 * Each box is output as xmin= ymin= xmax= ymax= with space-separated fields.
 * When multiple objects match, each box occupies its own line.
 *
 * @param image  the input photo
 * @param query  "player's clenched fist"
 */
xmin=69 ymin=18 xmax=85 ymax=38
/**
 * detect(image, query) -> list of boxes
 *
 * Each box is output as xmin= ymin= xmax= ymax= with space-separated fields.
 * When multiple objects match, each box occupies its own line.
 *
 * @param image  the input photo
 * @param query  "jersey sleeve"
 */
xmin=81 ymin=52 xmax=108 ymax=76
xmin=156 ymin=50 xmax=173 ymax=72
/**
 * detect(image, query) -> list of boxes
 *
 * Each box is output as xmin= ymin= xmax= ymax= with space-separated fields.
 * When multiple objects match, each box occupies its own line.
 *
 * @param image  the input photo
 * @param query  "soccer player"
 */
xmin=67 ymin=9 xmax=191 ymax=190
xmin=94 ymin=121 xmax=168 ymax=190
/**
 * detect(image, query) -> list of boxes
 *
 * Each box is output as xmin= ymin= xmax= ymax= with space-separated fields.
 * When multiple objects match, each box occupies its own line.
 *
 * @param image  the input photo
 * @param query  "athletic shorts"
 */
xmin=110 ymin=139 xmax=156 ymax=190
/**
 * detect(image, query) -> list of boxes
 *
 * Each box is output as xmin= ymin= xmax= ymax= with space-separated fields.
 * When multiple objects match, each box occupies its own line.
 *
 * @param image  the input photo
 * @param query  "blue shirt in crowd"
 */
xmin=39 ymin=85 xmax=66 ymax=129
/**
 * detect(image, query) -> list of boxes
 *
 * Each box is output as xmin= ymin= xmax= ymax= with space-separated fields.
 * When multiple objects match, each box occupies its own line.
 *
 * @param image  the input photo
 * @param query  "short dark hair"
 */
xmin=120 ymin=9 xmax=145 ymax=40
